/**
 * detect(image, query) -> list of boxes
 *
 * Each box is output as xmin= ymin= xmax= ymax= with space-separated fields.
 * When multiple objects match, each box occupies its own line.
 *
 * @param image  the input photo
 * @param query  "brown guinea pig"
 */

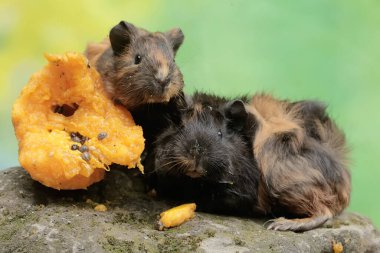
xmin=247 ymin=94 xmax=351 ymax=232
xmin=144 ymin=92 xmax=262 ymax=216
xmin=85 ymin=21 xmax=186 ymax=151
xmin=85 ymin=20 xmax=185 ymax=110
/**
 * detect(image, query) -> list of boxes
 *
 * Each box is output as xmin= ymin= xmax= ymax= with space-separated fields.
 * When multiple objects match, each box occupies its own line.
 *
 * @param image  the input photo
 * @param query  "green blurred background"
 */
xmin=0 ymin=0 xmax=379 ymax=227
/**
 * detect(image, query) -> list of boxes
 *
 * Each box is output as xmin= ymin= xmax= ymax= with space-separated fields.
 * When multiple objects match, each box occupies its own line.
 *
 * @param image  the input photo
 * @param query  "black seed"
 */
xmin=81 ymin=152 xmax=91 ymax=162
xmin=70 ymin=132 xmax=77 ymax=138
xmin=71 ymin=136 xmax=82 ymax=143
xmin=71 ymin=144 xmax=79 ymax=150
xmin=97 ymin=132 xmax=108 ymax=140
xmin=80 ymin=137 xmax=88 ymax=145
xmin=79 ymin=145 xmax=88 ymax=152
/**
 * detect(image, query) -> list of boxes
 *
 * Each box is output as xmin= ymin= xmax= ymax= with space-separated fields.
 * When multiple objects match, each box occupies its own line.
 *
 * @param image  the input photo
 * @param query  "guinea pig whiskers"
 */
xmin=174 ymin=159 xmax=193 ymax=174
xmin=218 ymin=180 xmax=234 ymax=185
xmin=148 ymin=156 xmax=186 ymax=175
xmin=158 ymin=155 xmax=192 ymax=175
xmin=120 ymin=85 xmax=144 ymax=97
xmin=167 ymin=163 xmax=190 ymax=176
xmin=124 ymin=81 xmax=147 ymax=93
xmin=159 ymin=158 xmax=182 ymax=169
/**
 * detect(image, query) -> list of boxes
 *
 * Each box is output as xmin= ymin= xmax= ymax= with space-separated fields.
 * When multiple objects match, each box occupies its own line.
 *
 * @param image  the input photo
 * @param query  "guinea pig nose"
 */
xmin=156 ymin=76 xmax=170 ymax=87
xmin=189 ymin=140 xmax=204 ymax=157
xmin=155 ymin=67 xmax=170 ymax=86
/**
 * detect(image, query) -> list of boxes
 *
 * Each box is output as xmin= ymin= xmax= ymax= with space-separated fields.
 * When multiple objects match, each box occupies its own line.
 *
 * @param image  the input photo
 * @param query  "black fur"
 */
xmin=145 ymin=92 xmax=261 ymax=216
xmin=131 ymin=92 xmax=186 ymax=151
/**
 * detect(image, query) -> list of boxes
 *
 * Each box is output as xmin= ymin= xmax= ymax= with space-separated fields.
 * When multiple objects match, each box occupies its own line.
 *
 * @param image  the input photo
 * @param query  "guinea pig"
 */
xmin=145 ymin=92 xmax=262 ymax=216
xmin=85 ymin=20 xmax=185 ymax=109
xmin=247 ymin=94 xmax=351 ymax=231
xmin=85 ymin=21 xmax=186 ymax=150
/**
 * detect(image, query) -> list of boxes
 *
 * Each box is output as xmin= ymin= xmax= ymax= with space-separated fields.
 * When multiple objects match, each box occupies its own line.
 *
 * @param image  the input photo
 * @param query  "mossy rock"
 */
xmin=0 ymin=167 xmax=379 ymax=253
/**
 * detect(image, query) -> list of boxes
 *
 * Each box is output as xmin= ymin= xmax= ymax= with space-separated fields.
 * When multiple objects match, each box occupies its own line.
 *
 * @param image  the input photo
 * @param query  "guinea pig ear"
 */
xmin=225 ymin=100 xmax=248 ymax=132
xmin=109 ymin=21 xmax=136 ymax=56
xmin=165 ymin=28 xmax=184 ymax=54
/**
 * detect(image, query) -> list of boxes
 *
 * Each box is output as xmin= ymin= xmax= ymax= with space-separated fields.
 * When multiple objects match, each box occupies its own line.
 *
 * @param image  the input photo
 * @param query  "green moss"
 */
xmin=112 ymin=212 xmax=147 ymax=226
xmin=101 ymin=235 xmax=135 ymax=253
xmin=348 ymin=215 xmax=368 ymax=226
xmin=157 ymin=234 xmax=203 ymax=252
xmin=146 ymin=233 xmax=159 ymax=241
xmin=137 ymin=243 xmax=148 ymax=253
xmin=233 ymin=237 xmax=246 ymax=246
xmin=90 ymin=219 xmax=98 ymax=228
xmin=205 ymin=229 xmax=216 ymax=237
xmin=0 ymin=211 xmax=39 ymax=242
xmin=325 ymin=218 xmax=353 ymax=229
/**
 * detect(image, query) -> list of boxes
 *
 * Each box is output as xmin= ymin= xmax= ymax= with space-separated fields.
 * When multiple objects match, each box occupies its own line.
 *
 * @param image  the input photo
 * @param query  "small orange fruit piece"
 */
xmin=332 ymin=241 xmax=343 ymax=253
xmin=94 ymin=204 xmax=108 ymax=212
xmin=158 ymin=203 xmax=196 ymax=230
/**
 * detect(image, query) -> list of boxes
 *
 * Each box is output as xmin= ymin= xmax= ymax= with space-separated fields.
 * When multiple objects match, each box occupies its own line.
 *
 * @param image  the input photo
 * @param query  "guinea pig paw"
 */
xmin=266 ymin=217 xmax=297 ymax=231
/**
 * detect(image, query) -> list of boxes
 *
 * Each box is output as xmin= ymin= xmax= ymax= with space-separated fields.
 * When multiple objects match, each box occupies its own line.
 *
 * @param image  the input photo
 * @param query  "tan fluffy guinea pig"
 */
xmin=247 ymin=94 xmax=351 ymax=232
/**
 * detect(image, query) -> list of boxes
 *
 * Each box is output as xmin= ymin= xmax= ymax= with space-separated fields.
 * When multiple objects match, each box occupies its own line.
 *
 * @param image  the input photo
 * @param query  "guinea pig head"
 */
xmin=154 ymin=99 xmax=251 ymax=181
xmin=108 ymin=21 xmax=185 ymax=109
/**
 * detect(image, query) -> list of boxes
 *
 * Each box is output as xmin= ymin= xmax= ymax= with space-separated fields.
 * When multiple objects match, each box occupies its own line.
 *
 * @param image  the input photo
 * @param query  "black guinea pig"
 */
xmin=144 ymin=92 xmax=262 ymax=216
xmin=85 ymin=20 xmax=186 ymax=150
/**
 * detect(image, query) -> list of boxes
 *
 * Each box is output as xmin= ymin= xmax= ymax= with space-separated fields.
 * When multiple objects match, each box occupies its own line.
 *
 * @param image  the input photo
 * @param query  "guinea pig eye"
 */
xmin=217 ymin=130 xmax=222 ymax=138
xmin=134 ymin=54 xmax=142 ymax=64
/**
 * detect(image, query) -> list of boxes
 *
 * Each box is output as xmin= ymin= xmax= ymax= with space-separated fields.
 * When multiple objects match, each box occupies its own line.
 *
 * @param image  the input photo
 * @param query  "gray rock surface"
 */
xmin=0 ymin=167 xmax=379 ymax=253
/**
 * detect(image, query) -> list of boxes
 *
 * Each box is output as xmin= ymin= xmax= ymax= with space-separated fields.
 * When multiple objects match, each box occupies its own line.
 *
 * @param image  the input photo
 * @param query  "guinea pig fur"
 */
xmin=247 ymin=94 xmax=351 ymax=232
xmin=85 ymin=20 xmax=185 ymax=110
xmin=145 ymin=92 xmax=262 ymax=216
xmin=85 ymin=21 xmax=186 ymax=151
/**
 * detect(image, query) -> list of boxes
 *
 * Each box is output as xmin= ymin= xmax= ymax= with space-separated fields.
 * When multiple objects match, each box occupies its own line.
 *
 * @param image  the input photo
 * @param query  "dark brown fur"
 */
xmin=85 ymin=21 xmax=186 ymax=154
xmin=85 ymin=21 xmax=184 ymax=110
xmin=247 ymin=94 xmax=351 ymax=231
